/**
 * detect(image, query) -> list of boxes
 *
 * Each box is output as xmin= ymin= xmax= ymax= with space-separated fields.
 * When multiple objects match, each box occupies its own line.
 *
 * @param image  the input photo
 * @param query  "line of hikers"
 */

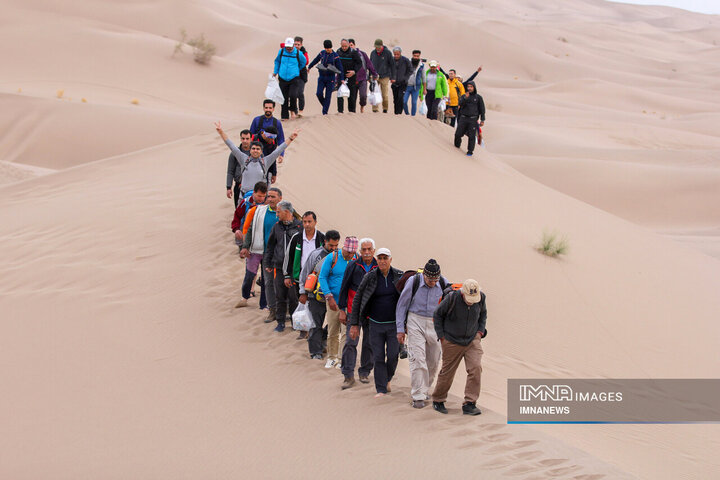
xmin=272 ymin=36 xmax=486 ymax=155
xmin=219 ymin=174 xmax=488 ymax=415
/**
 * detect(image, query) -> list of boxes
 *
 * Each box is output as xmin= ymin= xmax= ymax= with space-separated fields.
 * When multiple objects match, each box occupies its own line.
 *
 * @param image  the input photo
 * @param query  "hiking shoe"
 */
xmin=358 ymin=375 xmax=370 ymax=384
xmin=234 ymin=298 xmax=248 ymax=308
xmin=341 ymin=377 xmax=356 ymax=390
xmin=462 ymin=402 xmax=482 ymax=416
xmin=264 ymin=307 xmax=276 ymax=323
xmin=273 ymin=324 xmax=285 ymax=333
xmin=383 ymin=109 xmax=388 ymax=113
xmin=296 ymin=331 xmax=308 ymax=340
xmin=433 ymin=402 xmax=448 ymax=414
xmin=466 ymin=152 xmax=473 ymax=156
xmin=325 ymin=358 xmax=338 ymax=369
xmin=310 ymin=354 xmax=323 ymax=360
xmin=412 ymin=400 xmax=426 ymax=409
xmin=399 ymin=344 xmax=408 ymax=359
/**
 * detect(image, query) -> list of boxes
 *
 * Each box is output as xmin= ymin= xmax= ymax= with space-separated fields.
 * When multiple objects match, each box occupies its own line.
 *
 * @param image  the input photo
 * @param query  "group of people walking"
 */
xmin=272 ymin=36 xmax=487 ymax=156
xmin=216 ymin=80 xmax=489 ymax=414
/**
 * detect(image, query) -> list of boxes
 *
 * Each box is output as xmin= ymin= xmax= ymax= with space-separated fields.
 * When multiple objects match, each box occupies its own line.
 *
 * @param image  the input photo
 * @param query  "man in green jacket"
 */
xmin=420 ymin=60 xmax=448 ymax=121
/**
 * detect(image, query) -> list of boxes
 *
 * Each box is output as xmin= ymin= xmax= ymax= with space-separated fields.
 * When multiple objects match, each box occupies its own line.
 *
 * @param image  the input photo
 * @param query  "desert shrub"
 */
xmin=174 ymin=28 xmax=216 ymax=65
xmin=537 ymin=231 xmax=568 ymax=257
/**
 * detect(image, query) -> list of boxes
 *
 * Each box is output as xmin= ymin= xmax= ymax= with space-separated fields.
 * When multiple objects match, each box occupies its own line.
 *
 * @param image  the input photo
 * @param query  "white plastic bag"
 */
xmin=438 ymin=98 xmax=446 ymax=111
xmin=373 ymin=89 xmax=383 ymax=105
xmin=264 ymin=74 xmax=284 ymax=105
xmin=292 ymin=303 xmax=313 ymax=331
xmin=418 ymin=99 xmax=428 ymax=115
xmin=338 ymin=83 xmax=350 ymax=98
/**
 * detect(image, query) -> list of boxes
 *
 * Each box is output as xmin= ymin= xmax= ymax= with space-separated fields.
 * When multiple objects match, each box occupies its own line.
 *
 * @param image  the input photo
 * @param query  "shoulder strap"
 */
xmin=410 ymin=273 xmax=421 ymax=301
xmin=447 ymin=290 xmax=459 ymax=316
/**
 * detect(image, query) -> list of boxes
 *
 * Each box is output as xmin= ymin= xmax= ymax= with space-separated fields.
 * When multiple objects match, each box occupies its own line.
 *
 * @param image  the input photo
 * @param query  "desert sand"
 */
xmin=1 ymin=0 xmax=719 ymax=478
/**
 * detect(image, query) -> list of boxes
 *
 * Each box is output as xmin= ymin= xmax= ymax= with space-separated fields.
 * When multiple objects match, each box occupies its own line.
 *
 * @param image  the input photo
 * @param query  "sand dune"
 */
xmin=1 ymin=0 xmax=719 ymax=478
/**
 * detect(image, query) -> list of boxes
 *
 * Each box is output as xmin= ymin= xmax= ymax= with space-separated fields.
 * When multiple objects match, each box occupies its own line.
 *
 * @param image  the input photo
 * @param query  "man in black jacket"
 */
xmin=391 ymin=47 xmax=412 ymax=115
xmin=349 ymin=248 xmax=403 ymax=396
xmin=454 ymin=81 xmax=486 ymax=157
xmin=336 ymin=39 xmax=363 ymax=113
xmin=431 ymin=279 xmax=487 ymax=416
xmin=370 ymin=39 xmax=396 ymax=113
xmin=264 ymin=201 xmax=302 ymax=332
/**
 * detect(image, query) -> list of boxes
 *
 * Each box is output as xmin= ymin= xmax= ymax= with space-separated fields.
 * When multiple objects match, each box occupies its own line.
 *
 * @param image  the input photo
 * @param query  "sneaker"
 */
xmin=383 ymin=109 xmax=388 ymax=113
xmin=462 ymin=402 xmax=482 ymax=416
xmin=325 ymin=358 xmax=337 ymax=369
xmin=335 ymin=361 xmax=342 ymax=370
xmin=296 ymin=331 xmax=308 ymax=340
xmin=433 ymin=401 xmax=448 ymax=414
xmin=341 ymin=377 xmax=356 ymax=390
xmin=264 ymin=307 xmax=276 ymax=323
xmin=310 ymin=354 xmax=323 ymax=360
xmin=273 ymin=324 xmax=285 ymax=333
xmin=358 ymin=375 xmax=370 ymax=384
xmin=412 ymin=400 xmax=426 ymax=409
xmin=466 ymin=152 xmax=473 ymax=156
xmin=234 ymin=298 xmax=248 ymax=308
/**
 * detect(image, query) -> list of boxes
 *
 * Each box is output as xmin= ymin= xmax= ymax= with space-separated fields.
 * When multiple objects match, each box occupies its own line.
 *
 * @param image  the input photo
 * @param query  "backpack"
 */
xmin=279 ymin=48 xmax=303 ymax=77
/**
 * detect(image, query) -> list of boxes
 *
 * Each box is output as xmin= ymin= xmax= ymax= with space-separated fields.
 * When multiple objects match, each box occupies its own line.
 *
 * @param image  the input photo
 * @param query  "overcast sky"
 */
xmin=607 ymin=0 xmax=720 ymax=14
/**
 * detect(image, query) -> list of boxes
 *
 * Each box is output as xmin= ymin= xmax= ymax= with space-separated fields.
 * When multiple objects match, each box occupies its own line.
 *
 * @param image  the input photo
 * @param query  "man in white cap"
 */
xmin=348 ymin=247 xmax=403 ymax=397
xmin=431 ymin=279 xmax=487 ymax=415
xmin=420 ymin=60 xmax=448 ymax=121
xmin=273 ymin=37 xmax=307 ymax=119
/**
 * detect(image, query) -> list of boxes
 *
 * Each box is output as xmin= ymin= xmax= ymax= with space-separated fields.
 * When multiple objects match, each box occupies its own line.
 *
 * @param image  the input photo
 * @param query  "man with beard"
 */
xmin=403 ymin=50 xmax=424 ymax=116
xmin=454 ymin=81 xmax=486 ymax=156
xmin=348 ymin=39 xmax=378 ymax=113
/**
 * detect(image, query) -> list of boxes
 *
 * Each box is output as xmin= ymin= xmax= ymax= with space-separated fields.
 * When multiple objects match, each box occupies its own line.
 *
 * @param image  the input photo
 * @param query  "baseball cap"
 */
xmin=285 ymin=37 xmax=294 ymax=46
xmin=461 ymin=279 xmax=482 ymax=304
xmin=428 ymin=60 xmax=438 ymax=67
xmin=374 ymin=38 xmax=383 ymax=47
xmin=376 ymin=247 xmax=392 ymax=257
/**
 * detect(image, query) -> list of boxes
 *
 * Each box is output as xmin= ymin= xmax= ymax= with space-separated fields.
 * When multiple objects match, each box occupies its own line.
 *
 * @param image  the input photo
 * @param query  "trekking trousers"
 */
xmin=432 ymin=336 xmax=483 ymax=404
xmin=369 ymin=321 xmax=399 ymax=394
xmin=274 ymin=272 xmax=298 ymax=326
xmin=406 ymin=312 xmax=442 ymax=401
xmin=307 ymin=297 xmax=327 ymax=357
xmin=279 ymin=77 xmax=300 ymax=119
xmin=316 ymin=76 xmax=335 ymax=115
xmin=403 ymin=84 xmax=419 ymax=115
xmin=324 ymin=307 xmax=345 ymax=361
xmin=391 ymin=82 xmax=407 ymax=115
xmin=373 ymin=77 xmax=391 ymax=112
xmin=425 ymin=90 xmax=440 ymax=120
xmin=455 ymin=116 xmax=479 ymax=154
xmin=341 ymin=321 xmax=373 ymax=378
xmin=337 ymin=78 xmax=358 ymax=113
xmin=261 ymin=261 xmax=276 ymax=310
xmin=297 ymin=79 xmax=306 ymax=111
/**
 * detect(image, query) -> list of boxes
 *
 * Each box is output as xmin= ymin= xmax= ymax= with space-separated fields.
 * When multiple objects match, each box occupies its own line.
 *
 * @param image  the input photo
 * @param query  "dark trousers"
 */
xmin=242 ymin=267 xmax=266 ymax=309
xmin=316 ymin=76 xmax=335 ymax=115
xmin=341 ymin=322 xmax=373 ymax=378
xmin=391 ymin=82 xmax=407 ymax=115
xmin=279 ymin=77 xmax=300 ymax=119
xmin=425 ymin=91 xmax=440 ymax=120
xmin=447 ymin=105 xmax=459 ymax=127
xmin=233 ymin=183 xmax=241 ymax=208
xmin=307 ymin=297 xmax=327 ymax=356
xmin=297 ymin=79 xmax=306 ymax=111
xmin=337 ymin=79 xmax=358 ymax=113
xmin=455 ymin=116 xmax=478 ymax=154
xmin=274 ymin=270 xmax=297 ymax=325
xmin=369 ymin=322 xmax=399 ymax=394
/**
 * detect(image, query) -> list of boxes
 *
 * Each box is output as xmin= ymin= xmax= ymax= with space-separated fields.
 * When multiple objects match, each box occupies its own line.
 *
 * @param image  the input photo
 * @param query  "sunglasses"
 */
xmin=262 ymin=132 xmax=277 ymax=139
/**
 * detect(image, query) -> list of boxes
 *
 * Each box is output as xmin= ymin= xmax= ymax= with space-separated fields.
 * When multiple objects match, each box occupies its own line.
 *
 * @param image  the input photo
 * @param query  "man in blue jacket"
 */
xmin=273 ymin=37 xmax=307 ymax=120
xmin=307 ymin=40 xmax=344 ymax=115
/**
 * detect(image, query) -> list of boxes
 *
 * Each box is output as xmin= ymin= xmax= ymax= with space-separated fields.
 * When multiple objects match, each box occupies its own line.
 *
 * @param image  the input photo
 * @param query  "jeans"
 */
xmin=316 ymin=76 xmax=335 ymax=115
xmin=403 ymin=84 xmax=419 ymax=115
xmin=391 ymin=82 xmax=407 ymax=115
xmin=455 ymin=116 xmax=479 ymax=154
xmin=369 ymin=321 xmax=399 ymax=394
xmin=341 ymin=321 xmax=373 ymax=378
xmin=307 ymin=297 xmax=327 ymax=357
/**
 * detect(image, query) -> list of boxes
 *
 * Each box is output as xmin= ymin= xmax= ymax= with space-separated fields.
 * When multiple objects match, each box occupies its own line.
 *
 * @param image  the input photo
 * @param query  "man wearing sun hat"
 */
xmin=318 ymin=236 xmax=358 ymax=369
xmin=431 ymin=279 xmax=487 ymax=416
xmin=348 ymin=247 xmax=404 ymax=397
xmin=273 ymin=37 xmax=307 ymax=119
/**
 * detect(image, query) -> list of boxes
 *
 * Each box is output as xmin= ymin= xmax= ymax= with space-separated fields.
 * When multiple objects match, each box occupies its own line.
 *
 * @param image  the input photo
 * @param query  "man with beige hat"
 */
xmin=431 ymin=279 xmax=487 ymax=415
